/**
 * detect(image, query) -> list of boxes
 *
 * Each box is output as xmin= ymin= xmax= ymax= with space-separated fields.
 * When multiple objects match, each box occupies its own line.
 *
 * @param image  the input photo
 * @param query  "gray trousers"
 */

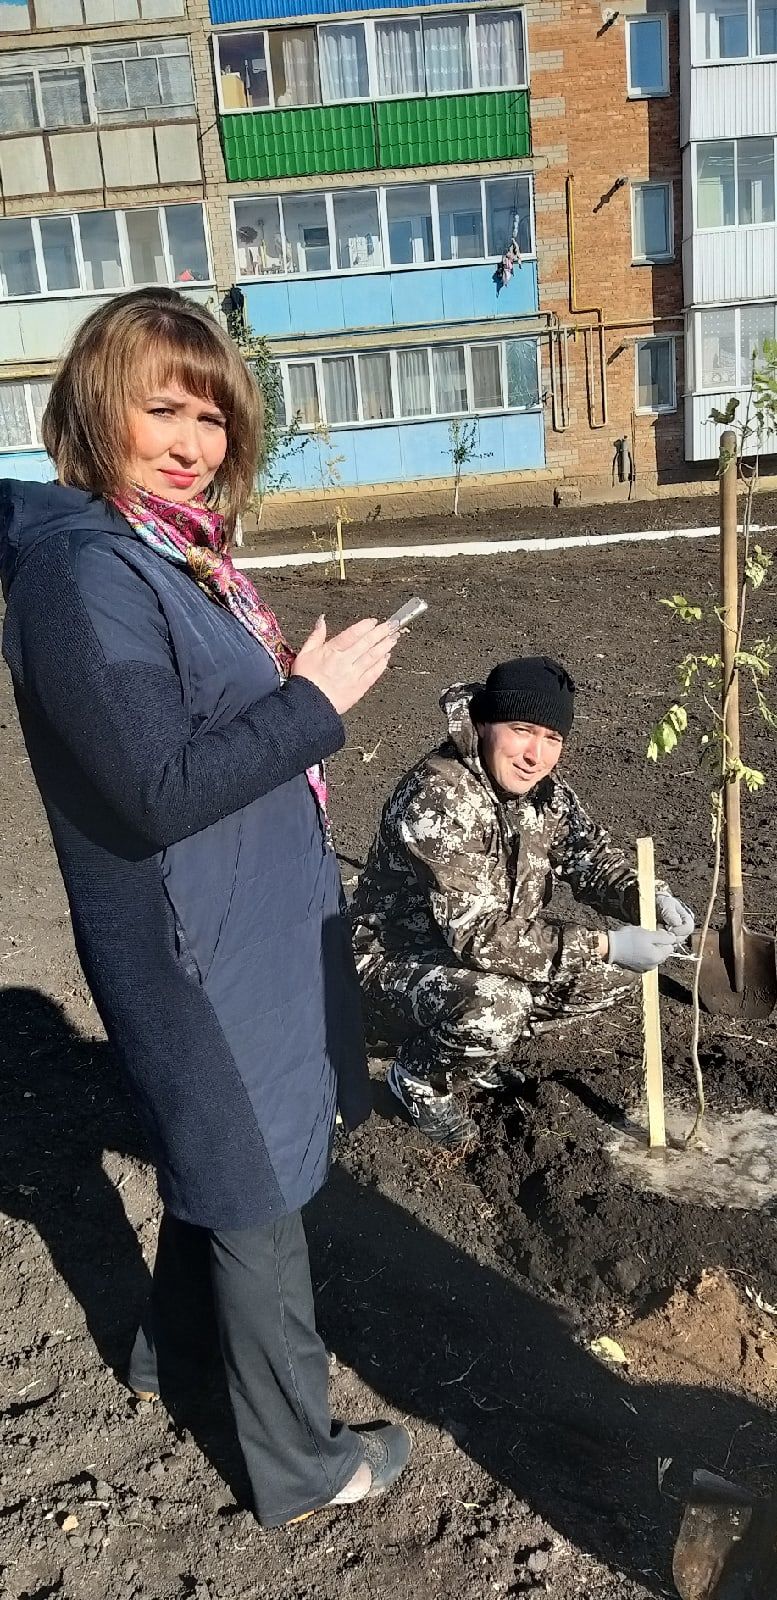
xmin=127 ymin=1209 xmax=363 ymax=1527
xmin=357 ymin=947 xmax=637 ymax=1091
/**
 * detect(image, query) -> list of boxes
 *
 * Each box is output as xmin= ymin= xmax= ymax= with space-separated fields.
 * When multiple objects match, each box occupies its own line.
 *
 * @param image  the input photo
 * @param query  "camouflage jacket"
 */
xmin=351 ymin=683 xmax=646 ymax=985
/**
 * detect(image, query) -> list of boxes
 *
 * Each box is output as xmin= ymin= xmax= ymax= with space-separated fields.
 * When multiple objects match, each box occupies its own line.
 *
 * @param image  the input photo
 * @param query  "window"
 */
xmin=757 ymin=0 xmax=777 ymax=52
xmin=322 ymin=356 xmax=358 ymax=423
xmin=632 ymin=182 xmax=673 ymax=261
xmin=737 ymin=137 xmax=775 ymax=223
xmin=89 ymin=38 xmax=195 ymax=125
xmin=697 ymin=303 xmax=776 ymax=387
xmin=360 ymin=352 xmax=393 ymax=419
xmin=696 ymin=141 xmax=736 ymax=227
xmin=626 ymin=16 xmax=669 ymax=96
xmin=0 ymin=380 xmax=51 ymax=452
xmin=696 ymin=137 xmax=777 ymax=227
xmin=319 ymin=24 xmax=369 ymax=102
xmin=0 ymin=204 xmax=210 ymax=299
xmin=214 ymin=10 xmax=527 ymax=112
xmin=282 ymin=195 xmax=330 ymax=273
xmin=695 ymin=0 xmax=749 ymax=59
xmin=386 ymin=184 xmax=434 ymax=264
xmin=471 ymin=343 xmax=502 ymax=409
xmin=288 ymin=363 xmax=320 ymax=425
xmin=0 ymin=38 xmax=193 ymax=132
xmin=282 ymin=337 xmax=541 ymax=428
xmin=438 ymin=179 xmax=484 ymax=260
xmin=233 ymin=175 xmax=535 ymax=280
xmin=485 ymin=176 xmax=532 ymax=256
xmin=374 ymin=19 xmax=424 ymax=96
xmin=635 ymin=337 xmax=676 ymax=411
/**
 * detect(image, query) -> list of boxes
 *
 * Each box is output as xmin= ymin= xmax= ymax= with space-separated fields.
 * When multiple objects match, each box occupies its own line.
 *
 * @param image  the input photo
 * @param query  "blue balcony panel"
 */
xmin=244 ymin=262 xmax=539 ymax=340
xmin=286 ymin=411 xmax=544 ymax=490
xmin=0 ymin=450 xmax=54 ymax=484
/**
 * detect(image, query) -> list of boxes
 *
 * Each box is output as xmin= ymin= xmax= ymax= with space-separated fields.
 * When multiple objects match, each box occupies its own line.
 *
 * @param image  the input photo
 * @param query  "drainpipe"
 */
xmin=566 ymin=174 xmax=608 ymax=429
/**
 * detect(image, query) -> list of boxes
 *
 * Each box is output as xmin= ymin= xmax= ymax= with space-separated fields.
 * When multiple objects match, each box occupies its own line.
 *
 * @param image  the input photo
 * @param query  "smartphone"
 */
xmin=387 ymin=596 xmax=428 ymax=630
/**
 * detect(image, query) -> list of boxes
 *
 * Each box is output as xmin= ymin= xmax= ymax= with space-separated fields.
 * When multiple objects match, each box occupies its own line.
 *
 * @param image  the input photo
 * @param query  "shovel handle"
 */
xmin=719 ymin=430 xmax=745 ymax=992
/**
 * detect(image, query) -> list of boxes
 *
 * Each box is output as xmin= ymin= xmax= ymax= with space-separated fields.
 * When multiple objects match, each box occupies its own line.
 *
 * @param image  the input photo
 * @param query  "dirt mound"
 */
xmin=622 ymin=1270 xmax=777 ymax=1413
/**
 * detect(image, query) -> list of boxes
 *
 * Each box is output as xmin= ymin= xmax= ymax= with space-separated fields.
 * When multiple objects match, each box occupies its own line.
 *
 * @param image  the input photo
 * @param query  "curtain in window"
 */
xmin=0 ymin=73 xmax=37 ymax=133
xmin=288 ymin=364 xmax=320 ymax=425
xmin=158 ymin=52 xmax=194 ymax=108
xmin=39 ymin=216 xmax=79 ymax=292
xmin=375 ymin=20 xmax=424 ymax=95
xmin=275 ymin=31 xmax=320 ymax=107
xmin=506 ymin=340 xmax=539 ymax=408
xmin=475 ymin=12 xmax=523 ymax=88
xmin=432 ymin=346 xmax=467 ymax=413
xmin=360 ymin=353 xmax=393 ymax=419
xmin=125 ymin=57 xmax=162 ymax=110
xmin=93 ymin=59 xmax=127 ymax=112
xmin=323 ymin=357 xmax=358 ymax=423
xmin=126 ymin=209 xmax=166 ymax=284
xmin=0 ymin=383 xmax=31 ymax=450
xmin=29 ymin=380 xmax=52 ymax=444
xmin=471 ymin=345 xmax=502 ymax=410
xmin=423 ymin=16 xmax=471 ymax=93
xmin=319 ymin=25 xmax=368 ymax=102
xmin=78 ymin=212 xmax=124 ymax=292
xmin=39 ymin=67 xmax=89 ymax=128
xmin=397 ymin=349 xmax=431 ymax=415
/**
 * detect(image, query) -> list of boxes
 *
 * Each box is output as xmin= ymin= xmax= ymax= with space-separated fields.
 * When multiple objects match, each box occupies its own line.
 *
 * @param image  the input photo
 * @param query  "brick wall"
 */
xmin=528 ymin=0 xmax=686 ymax=497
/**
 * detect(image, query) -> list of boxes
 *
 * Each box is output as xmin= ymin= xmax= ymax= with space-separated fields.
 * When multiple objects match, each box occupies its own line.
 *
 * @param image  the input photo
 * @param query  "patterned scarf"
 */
xmin=111 ymin=485 xmax=329 ymax=831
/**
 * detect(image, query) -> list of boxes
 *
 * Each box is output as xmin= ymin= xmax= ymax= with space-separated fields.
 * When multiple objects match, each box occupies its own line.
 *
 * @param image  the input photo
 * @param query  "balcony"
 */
xmin=0 ymin=119 xmax=201 ymax=202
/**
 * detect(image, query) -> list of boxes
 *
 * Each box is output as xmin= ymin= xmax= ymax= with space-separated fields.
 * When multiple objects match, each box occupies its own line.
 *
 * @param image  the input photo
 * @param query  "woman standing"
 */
xmin=0 ymin=289 xmax=411 ymax=1527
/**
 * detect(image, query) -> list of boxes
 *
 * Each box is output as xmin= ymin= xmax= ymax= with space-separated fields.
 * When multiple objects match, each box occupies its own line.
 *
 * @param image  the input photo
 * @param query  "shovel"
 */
xmin=695 ymin=429 xmax=777 ymax=1021
xmin=673 ymin=1471 xmax=777 ymax=1600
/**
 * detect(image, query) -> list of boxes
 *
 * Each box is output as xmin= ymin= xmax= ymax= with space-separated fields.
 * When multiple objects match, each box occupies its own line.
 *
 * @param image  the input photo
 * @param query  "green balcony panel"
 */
xmin=222 ymin=103 xmax=376 ymax=180
xmin=376 ymin=90 xmax=530 ymax=168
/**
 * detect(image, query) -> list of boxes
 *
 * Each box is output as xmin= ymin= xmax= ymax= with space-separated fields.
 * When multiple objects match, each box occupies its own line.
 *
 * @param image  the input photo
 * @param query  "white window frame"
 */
xmin=631 ymin=180 xmax=674 ymax=262
xmin=694 ymin=135 xmax=777 ymax=230
xmin=214 ymin=8 xmax=529 ymax=115
xmin=0 ymin=203 xmax=213 ymax=301
xmin=691 ymin=0 xmax=777 ymax=64
xmin=280 ymin=335 xmax=542 ymax=431
xmin=231 ymin=174 xmax=535 ymax=283
xmin=691 ymin=301 xmax=777 ymax=390
xmin=625 ymin=14 xmax=670 ymax=98
xmin=87 ymin=36 xmax=196 ymax=125
xmin=0 ymin=37 xmax=195 ymax=132
xmin=0 ymin=378 xmax=52 ymax=454
xmin=634 ymin=335 xmax=677 ymax=413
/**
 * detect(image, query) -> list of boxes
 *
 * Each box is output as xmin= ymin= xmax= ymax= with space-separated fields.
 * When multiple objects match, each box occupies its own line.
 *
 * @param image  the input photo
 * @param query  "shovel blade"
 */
xmin=695 ymin=926 xmax=777 ymax=1020
xmin=673 ymin=1501 xmax=751 ymax=1599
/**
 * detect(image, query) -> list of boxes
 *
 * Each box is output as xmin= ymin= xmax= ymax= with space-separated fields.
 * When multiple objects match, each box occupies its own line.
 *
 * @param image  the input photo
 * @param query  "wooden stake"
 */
xmin=637 ymin=836 xmax=666 ymax=1149
xmin=335 ymin=516 xmax=346 ymax=583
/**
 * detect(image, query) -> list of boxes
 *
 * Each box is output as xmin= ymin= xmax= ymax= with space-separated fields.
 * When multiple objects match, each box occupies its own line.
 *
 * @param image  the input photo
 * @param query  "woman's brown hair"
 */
xmin=42 ymin=288 xmax=263 ymax=542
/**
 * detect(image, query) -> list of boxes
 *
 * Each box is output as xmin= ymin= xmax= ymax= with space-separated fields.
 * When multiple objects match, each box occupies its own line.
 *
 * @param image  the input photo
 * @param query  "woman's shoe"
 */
xmin=286 ymin=1421 xmax=413 ymax=1523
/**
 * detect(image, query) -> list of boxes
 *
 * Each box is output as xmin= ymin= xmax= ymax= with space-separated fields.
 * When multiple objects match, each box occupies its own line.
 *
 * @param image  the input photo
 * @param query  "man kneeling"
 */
xmin=351 ymin=656 xmax=694 ymax=1149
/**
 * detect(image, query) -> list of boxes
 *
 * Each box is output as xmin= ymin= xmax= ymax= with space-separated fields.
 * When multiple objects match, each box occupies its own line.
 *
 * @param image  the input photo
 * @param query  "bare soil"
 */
xmin=2 ymin=529 xmax=777 ymax=1600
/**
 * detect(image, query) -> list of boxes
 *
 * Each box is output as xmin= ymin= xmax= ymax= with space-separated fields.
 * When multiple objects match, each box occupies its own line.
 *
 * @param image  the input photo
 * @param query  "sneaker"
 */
xmin=330 ymin=1422 xmax=413 ymax=1504
xmin=387 ymin=1061 xmax=478 ymax=1149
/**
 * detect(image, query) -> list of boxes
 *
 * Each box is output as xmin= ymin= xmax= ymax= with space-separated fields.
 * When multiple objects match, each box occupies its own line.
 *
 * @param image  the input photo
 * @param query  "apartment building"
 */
xmin=681 ymin=0 xmax=777 ymax=460
xmin=0 ymin=0 xmax=227 ymax=482
xmin=3 ymin=0 xmax=771 ymax=512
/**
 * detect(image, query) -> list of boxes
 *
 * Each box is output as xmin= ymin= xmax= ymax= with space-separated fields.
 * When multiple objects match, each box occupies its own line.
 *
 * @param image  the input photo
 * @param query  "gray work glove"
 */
xmin=655 ymin=891 xmax=695 ymax=943
xmin=607 ymin=925 xmax=678 ymax=973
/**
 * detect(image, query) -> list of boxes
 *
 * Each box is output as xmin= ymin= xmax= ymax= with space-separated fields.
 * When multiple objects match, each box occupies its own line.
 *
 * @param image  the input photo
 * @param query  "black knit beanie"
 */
xmin=470 ymin=656 xmax=575 ymax=738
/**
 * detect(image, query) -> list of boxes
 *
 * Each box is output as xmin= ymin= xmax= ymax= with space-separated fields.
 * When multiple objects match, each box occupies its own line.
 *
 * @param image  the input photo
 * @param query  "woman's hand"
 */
xmin=291 ymin=615 xmax=398 ymax=715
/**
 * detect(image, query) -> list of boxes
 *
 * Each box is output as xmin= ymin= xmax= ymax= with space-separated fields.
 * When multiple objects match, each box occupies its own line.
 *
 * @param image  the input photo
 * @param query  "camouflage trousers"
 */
xmin=356 ymin=946 xmax=638 ymax=1092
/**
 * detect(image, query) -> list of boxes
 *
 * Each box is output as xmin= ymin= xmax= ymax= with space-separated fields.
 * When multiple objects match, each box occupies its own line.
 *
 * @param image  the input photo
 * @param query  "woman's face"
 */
xmin=126 ymin=382 xmax=228 ymax=502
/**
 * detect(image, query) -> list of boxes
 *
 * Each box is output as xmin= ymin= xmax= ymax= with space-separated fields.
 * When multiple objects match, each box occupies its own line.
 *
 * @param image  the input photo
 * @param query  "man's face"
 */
xmin=476 ymin=719 xmax=564 ymax=796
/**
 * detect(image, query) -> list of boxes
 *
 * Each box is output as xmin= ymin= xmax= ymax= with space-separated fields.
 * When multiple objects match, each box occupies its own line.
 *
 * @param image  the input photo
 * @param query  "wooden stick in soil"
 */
xmin=719 ymin=427 xmax=745 ymax=992
xmin=637 ymin=836 xmax=666 ymax=1149
xmin=335 ymin=516 xmax=346 ymax=583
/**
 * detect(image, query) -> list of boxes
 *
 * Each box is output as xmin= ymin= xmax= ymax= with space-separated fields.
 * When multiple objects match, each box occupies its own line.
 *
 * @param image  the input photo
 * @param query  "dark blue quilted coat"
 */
xmin=0 ymin=481 xmax=370 ymax=1228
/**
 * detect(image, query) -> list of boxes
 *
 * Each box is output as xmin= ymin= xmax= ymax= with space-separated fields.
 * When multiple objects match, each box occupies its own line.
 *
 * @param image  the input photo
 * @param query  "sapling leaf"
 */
xmin=647 ymin=703 xmax=688 ymax=760
xmin=745 ymin=545 xmax=772 ymax=589
xmin=660 ymin=595 xmax=703 ymax=622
